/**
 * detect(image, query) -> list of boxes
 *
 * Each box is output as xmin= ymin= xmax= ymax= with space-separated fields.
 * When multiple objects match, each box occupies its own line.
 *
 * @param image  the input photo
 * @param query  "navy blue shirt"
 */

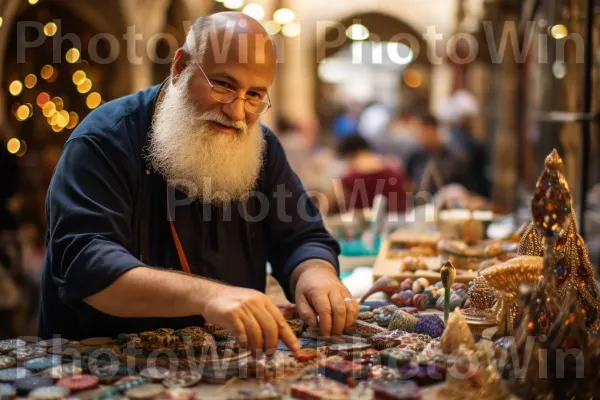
xmin=39 ymin=82 xmax=340 ymax=340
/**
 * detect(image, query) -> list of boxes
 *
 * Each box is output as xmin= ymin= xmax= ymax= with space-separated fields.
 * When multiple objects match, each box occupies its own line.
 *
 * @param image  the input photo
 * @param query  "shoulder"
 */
xmin=65 ymin=84 xmax=162 ymax=153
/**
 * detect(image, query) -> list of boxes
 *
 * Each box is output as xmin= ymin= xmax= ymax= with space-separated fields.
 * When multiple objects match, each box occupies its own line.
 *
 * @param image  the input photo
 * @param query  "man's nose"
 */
xmin=221 ymin=98 xmax=246 ymax=123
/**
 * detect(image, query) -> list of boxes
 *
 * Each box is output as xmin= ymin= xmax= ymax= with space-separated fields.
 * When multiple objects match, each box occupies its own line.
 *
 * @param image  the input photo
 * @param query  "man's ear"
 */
xmin=171 ymin=48 xmax=189 ymax=85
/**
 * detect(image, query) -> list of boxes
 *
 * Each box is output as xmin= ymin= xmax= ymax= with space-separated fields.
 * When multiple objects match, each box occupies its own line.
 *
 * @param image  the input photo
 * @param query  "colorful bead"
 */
xmin=412 ymin=278 xmax=429 ymax=294
xmin=400 ymin=278 xmax=414 ymax=291
xmin=388 ymin=310 xmax=418 ymax=332
xmin=413 ymin=294 xmax=429 ymax=311
xmin=415 ymin=315 xmax=445 ymax=338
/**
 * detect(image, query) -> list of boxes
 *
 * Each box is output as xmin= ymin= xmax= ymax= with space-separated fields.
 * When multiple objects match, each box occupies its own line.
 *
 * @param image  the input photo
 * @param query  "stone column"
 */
xmin=119 ymin=0 xmax=172 ymax=92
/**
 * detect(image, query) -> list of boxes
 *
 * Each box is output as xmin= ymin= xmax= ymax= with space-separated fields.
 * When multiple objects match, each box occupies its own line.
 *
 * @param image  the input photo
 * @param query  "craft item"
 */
xmin=412 ymin=294 xmax=428 ymax=311
xmin=211 ymin=329 xmax=233 ymax=342
xmin=367 ymin=330 xmax=405 ymax=350
xmin=125 ymin=384 xmax=165 ymax=400
xmin=361 ymin=301 xmax=393 ymax=310
xmin=326 ymin=343 xmax=371 ymax=357
xmin=162 ymin=371 xmax=202 ymax=389
xmin=8 ymin=344 xmax=45 ymax=361
xmin=287 ymin=319 xmax=305 ymax=338
xmin=441 ymin=310 xmax=475 ymax=354
xmin=217 ymin=338 xmax=241 ymax=356
xmin=397 ymin=362 xmax=445 ymax=386
xmin=88 ymin=388 xmax=121 ymax=400
xmin=452 ymin=283 xmax=468 ymax=292
xmin=400 ymin=279 xmax=413 ymax=292
xmin=42 ymin=365 xmax=83 ymax=380
xmin=138 ymin=367 xmax=171 ymax=381
xmin=57 ymin=375 xmax=99 ymax=392
xmin=373 ymin=381 xmax=421 ymax=400
xmin=373 ymin=305 xmax=398 ymax=327
xmin=114 ymin=376 xmax=146 ymax=393
xmin=91 ymin=363 xmax=136 ymax=384
xmin=388 ymin=310 xmax=418 ymax=332
xmin=342 ymin=320 xmax=387 ymax=338
xmin=390 ymin=290 xmax=414 ymax=307
xmin=0 ymin=357 xmax=15 ymax=370
xmin=357 ymin=311 xmax=375 ymax=323
xmin=0 ymin=340 xmax=25 ymax=355
xmin=360 ymin=276 xmax=400 ymax=304
xmin=202 ymin=322 xmax=223 ymax=333
xmin=37 ymin=339 xmax=69 ymax=348
xmin=46 ymin=345 xmax=79 ymax=358
xmin=289 ymin=377 xmax=348 ymax=400
xmin=415 ymin=315 xmax=445 ymax=338
xmin=23 ymin=356 xmax=62 ymax=374
xmin=0 ymin=368 xmax=31 ymax=383
xmin=80 ymin=337 xmax=112 ymax=346
xmin=379 ymin=348 xmax=415 ymax=368
xmin=411 ymin=278 xmax=429 ymax=294
xmin=14 ymin=376 xmax=54 ymax=396
xmin=28 ymin=386 xmax=70 ymax=400
xmin=358 ymin=305 xmax=371 ymax=312
xmin=293 ymin=348 xmax=318 ymax=362
xmin=441 ymin=261 xmax=457 ymax=324
xmin=422 ymin=287 xmax=438 ymax=305
xmin=0 ymin=384 xmax=15 ymax=400
xmin=318 ymin=356 xmax=368 ymax=384
xmin=355 ymin=348 xmax=380 ymax=365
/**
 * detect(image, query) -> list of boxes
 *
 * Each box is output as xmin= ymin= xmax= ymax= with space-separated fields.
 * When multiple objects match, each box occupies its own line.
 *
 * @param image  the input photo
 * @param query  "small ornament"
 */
xmin=415 ymin=315 xmax=445 ymax=338
xmin=412 ymin=278 xmax=429 ymax=294
xmin=441 ymin=261 xmax=457 ymax=324
xmin=412 ymin=294 xmax=429 ymax=311
xmin=388 ymin=310 xmax=418 ymax=332
xmin=360 ymin=276 xmax=400 ymax=304
xmin=400 ymin=278 xmax=414 ymax=291
xmin=441 ymin=310 xmax=475 ymax=354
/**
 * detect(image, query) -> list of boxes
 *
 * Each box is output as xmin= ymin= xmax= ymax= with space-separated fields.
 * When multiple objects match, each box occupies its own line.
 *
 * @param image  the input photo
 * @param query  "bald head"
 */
xmin=183 ymin=12 xmax=276 ymax=74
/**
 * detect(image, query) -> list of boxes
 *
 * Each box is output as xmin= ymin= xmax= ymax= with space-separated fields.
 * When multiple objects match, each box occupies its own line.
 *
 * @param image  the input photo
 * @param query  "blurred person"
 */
xmin=40 ymin=12 xmax=357 ymax=348
xmin=440 ymin=90 xmax=490 ymax=198
xmin=370 ymin=105 xmax=425 ymax=162
xmin=331 ymin=101 xmax=362 ymax=140
xmin=357 ymin=101 xmax=391 ymax=140
xmin=335 ymin=134 xmax=408 ymax=213
xmin=405 ymin=115 xmax=469 ymax=195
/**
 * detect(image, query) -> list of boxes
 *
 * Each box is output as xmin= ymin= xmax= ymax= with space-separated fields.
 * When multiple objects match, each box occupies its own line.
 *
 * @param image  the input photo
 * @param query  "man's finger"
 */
xmin=328 ymin=291 xmax=347 ymax=336
xmin=296 ymin=293 xmax=318 ymax=328
xmin=241 ymin=313 xmax=263 ymax=354
xmin=251 ymin=303 xmax=279 ymax=352
xmin=341 ymin=290 xmax=359 ymax=330
xmin=309 ymin=291 xmax=333 ymax=337
xmin=266 ymin=302 xmax=300 ymax=353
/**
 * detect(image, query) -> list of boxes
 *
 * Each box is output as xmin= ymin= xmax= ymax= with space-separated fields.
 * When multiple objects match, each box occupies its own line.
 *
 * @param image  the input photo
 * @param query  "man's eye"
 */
xmin=214 ymin=80 xmax=232 ymax=88
xmin=247 ymin=91 xmax=261 ymax=99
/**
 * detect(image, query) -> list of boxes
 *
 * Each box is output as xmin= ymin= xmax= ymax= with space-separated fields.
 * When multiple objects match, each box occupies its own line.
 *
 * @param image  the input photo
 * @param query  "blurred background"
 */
xmin=0 ymin=0 xmax=599 ymax=337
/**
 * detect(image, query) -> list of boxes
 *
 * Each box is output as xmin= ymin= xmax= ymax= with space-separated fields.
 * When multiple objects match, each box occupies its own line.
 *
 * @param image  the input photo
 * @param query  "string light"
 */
xmin=7 ymin=138 xmax=20 ymax=154
xmin=86 ymin=92 xmax=102 ymax=109
xmin=24 ymin=74 xmax=37 ymax=89
xmin=44 ymin=22 xmax=57 ymax=37
xmin=9 ymin=80 xmax=23 ymax=96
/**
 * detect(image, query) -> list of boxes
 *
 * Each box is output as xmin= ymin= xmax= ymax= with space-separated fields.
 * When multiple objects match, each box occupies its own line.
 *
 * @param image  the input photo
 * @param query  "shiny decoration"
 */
xmin=441 ymin=309 xmax=475 ymax=354
xmin=387 ymin=310 xmax=418 ymax=332
xmin=518 ymin=149 xmax=600 ymax=330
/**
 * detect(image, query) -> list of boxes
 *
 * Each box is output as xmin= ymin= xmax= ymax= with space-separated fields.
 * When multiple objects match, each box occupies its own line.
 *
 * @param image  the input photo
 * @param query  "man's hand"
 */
xmin=200 ymin=285 xmax=300 ymax=354
xmin=292 ymin=261 xmax=359 ymax=337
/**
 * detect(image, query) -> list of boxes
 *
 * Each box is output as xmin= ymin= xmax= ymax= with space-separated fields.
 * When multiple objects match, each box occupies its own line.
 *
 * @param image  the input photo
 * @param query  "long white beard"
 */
xmin=148 ymin=70 xmax=265 ymax=205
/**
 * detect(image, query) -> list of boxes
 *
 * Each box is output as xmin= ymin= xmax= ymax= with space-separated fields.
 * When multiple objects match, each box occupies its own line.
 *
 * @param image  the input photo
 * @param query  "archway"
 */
xmin=313 ymin=12 xmax=432 ymax=139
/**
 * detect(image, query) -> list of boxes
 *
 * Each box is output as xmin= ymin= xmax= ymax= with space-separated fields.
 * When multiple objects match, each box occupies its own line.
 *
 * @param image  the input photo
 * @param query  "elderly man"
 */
xmin=40 ymin=12 xmax=358 ymax=352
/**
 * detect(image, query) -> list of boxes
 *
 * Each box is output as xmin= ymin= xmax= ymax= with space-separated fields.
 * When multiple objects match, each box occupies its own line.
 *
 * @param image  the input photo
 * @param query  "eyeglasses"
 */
xmin=195 ymin=62 xmax=272 ymax=115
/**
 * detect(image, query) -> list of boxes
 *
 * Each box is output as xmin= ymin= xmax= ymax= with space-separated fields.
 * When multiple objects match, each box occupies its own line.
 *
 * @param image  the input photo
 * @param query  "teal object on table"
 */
xmin=338 ymin=236 xmax=382 ymax=257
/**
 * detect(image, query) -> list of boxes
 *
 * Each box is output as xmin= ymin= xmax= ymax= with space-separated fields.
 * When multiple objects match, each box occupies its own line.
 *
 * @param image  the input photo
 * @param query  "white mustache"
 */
xmin=196 ymin=110 xmax=248 ymax=134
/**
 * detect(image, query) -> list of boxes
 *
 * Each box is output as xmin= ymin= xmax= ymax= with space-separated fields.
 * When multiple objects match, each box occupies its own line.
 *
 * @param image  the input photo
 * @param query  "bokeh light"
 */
xmin=67 ymin=112 xmax=79 ymax=129
xmin=72 ymin=70 xmax=86 ymax=85
xmin=65 ymin=48 xmax=80 ymax=63
xmin=9 ymin=80 xmax=23 ymax=96
xmin=7 ymin=138 xmax=20 ymax=154
xmin=273 ymin=8 xmax=295 ymax=25
xmin=403 ymin=69 xmax=422 ymax=88
xmin=550 ymin=24 xmax=568 ymax=39
xmin=52 ymin=124 xmax=64 ymax=133
xmin=43 ymin=101 xmax=57 ymax=117
xmin=282 ymin=22 xmax=301 ymax=37
xmin=52 ymin=97 xmax=64 ymax=111
xmin=36 ymin=92 xmax=50 ymax=108
xmin=44 ymin=22 xmax=57 ymax=37
xmin=16 ymin=105 xmax=30 ymax=121
xmin=29 ymin=0 xmax=39 ymax=4
xmin=56 ymin=110 xmax=69 ymax=128
xmin=264 ymin=21 xmax=281 ymax=35
xmin=86 ymin=92 xmax=102 ymax=109
xmin=223 ymin=0 xmax=243 ymax=9
xmin=77 ymin=79 xmax=92 ymax=93
xmin=41 ymin=65 xmax=54 ymax=80
xmin=24 ymin=74 xmax=37 ymax=89
xmin=16 ymin=141 xmax=27 ymax=157
xmin=243 ymin=4 xmax=265 ymax=20
xmin=346 ymin=24 xmax=369 ymax=41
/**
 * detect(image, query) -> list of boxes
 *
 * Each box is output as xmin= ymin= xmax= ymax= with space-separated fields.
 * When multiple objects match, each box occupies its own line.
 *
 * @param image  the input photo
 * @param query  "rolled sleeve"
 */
xmin=46 ymin=133 xmax=145 ymax=306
